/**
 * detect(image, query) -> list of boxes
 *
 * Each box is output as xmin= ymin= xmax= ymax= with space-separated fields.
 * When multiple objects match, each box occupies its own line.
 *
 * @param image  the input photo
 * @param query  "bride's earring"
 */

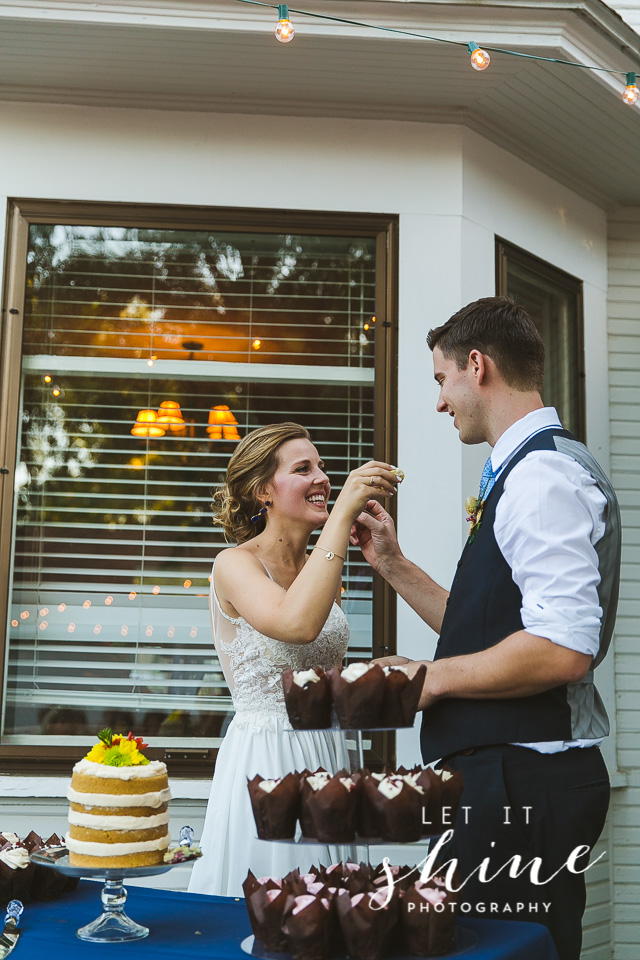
xmin=250 ymin=500 xmax=271 ymax=523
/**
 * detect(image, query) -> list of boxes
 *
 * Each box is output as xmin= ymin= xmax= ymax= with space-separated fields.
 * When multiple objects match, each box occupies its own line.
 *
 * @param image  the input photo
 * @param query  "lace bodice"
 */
xmin=210 ymin=562 xmax=350 ymax=723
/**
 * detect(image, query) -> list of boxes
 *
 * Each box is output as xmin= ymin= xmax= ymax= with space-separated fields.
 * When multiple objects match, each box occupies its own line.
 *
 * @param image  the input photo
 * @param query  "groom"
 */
xmin=353 ymin=296 xmax=620 ymax=960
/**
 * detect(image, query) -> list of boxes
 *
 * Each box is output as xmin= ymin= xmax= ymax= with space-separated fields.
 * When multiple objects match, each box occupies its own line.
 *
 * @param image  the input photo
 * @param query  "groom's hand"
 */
xmin=371 ymin=655 xmax=411 ymax=669
xmin=350 ymin=500 xmax=402 ymax=576
xmin=406 ymin=659 xmax=439 ymax=711
xmin=371 ymin=656 xmax=439 ymax=711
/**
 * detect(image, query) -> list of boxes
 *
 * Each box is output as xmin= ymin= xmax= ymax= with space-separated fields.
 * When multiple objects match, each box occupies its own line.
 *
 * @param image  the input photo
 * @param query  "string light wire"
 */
xmin=231 ymin=0 xmax=639 ymax=91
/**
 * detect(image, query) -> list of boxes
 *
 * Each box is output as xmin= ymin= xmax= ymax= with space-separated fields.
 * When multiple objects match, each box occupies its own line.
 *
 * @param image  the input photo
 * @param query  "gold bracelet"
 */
xmin=313 ymin=544 xmax=345 ymax=562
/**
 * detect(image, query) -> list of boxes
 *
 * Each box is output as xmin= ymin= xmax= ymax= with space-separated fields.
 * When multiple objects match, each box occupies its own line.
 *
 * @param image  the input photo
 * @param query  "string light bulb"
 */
xmin=468 ymin=41 xmax=490 ymax=72
xmin=275 ymin=4 xmax=294 ymax=43
xmin=623 ymin=72 xmax=639 ymax=105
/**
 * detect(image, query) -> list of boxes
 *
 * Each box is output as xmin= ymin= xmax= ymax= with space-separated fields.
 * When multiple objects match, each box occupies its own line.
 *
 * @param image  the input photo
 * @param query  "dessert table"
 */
xmin=14 ymin=881 xmax=560 ymax=960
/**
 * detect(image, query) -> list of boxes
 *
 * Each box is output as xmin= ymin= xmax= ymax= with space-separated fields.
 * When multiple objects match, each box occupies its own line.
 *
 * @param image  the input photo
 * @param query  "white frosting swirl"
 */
xmin=306 ymin=772 xmax=331 ymax=792
xmin=341 ymin=662 xmax=371 ymax=683
xmin=0 ymin=847 xmax=30 ymax=869
xmin=73 ymin=758 xmax=167 ymax=779
xmin=377 ymin=778 xmax=403 ymax=800
xmin=293 ymin=669 xmax=321 ymax=687
xmin=258 ymin=778 xmax=281 ymax=793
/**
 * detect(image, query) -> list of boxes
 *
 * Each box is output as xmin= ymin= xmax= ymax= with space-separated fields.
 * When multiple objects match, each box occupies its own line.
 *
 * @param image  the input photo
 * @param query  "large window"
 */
xmin=0 ymin=203 xmax=397 ymax=773
xmin=496 ymin=238 xmax=585 ymax=440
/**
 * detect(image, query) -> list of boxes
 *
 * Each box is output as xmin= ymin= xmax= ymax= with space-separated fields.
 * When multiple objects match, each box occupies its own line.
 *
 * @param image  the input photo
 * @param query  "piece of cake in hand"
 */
xmin=66 ymin=729 xmax=171 ymax=867
xmin=247 ymin=772 xmax=300 ymax=840
xmin=378 ymin=664 xmax=426 ymax=728
xmin=327 ymin=663 xmax=386 ymax=729
xmin=282 ymin=668 xmax=333 ymax=729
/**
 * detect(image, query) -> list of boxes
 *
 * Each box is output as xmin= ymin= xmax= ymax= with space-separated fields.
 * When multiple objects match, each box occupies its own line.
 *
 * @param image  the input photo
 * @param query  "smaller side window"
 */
xmin=496 ymin=238 xmax=585 ymax=442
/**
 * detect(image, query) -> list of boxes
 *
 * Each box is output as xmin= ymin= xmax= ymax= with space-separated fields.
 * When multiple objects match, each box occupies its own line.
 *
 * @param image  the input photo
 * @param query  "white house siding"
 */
xmin=607 ymin=208 xmax=640 ymax=960
xmin=607 ymin=1 xmax=640 ymax=31
xmin=0 ymin=105 xmax=616 ymax=949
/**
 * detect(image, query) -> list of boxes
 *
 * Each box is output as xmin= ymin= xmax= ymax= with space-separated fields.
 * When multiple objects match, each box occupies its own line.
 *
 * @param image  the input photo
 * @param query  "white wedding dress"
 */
xmin=188 ymin=560 xmax=351 ymax=897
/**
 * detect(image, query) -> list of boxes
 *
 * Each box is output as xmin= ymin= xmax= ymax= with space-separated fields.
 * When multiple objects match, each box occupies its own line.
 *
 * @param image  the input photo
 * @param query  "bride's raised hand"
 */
xmin=332 ymin=460 xmax=401 ymax=521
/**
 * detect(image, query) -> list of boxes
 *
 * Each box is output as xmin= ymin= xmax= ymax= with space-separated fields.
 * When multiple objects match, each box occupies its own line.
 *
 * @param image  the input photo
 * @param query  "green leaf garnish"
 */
xmin=98 ymin=728 xmax=113 ymax=748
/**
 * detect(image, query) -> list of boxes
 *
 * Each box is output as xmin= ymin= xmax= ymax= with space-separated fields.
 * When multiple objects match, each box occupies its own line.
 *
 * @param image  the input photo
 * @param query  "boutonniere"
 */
xmin=465 ymin=496 xmax=485 ymax=543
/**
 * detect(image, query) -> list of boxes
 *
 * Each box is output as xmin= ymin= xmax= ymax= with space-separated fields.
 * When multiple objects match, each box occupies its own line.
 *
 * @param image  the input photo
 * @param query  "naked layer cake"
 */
xmin=66 ymin=729 xmax=171 ymax=867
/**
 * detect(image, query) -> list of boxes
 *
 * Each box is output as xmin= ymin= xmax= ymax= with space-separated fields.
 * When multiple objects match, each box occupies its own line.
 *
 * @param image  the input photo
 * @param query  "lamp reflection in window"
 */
xmin=207 ymin=405 xmax=241 ymax=441
xmin=131 ymin=409 xmax=166 ymax=438
xmin=156 ymin=400 xmax=186 ymax=434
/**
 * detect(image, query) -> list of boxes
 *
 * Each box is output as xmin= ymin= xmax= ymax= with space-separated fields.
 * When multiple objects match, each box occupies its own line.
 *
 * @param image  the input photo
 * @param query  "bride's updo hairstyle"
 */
xmin=213 ymin=422 xmax=312 ymax=543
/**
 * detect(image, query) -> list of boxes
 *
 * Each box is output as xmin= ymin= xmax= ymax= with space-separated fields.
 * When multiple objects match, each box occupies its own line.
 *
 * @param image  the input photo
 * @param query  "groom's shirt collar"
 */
xmin=490 ymin=406 xmax=562 ymax=474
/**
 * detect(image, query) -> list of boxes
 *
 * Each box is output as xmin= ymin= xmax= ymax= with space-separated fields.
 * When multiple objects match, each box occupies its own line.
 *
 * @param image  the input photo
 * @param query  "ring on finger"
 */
xmin=369 ymin=476 xmax=376 ymax=486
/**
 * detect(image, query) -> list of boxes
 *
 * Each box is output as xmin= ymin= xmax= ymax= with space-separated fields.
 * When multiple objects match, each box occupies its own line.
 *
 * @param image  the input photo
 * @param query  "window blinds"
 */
xmin=4 ymin=225 xmax=377 ymax=745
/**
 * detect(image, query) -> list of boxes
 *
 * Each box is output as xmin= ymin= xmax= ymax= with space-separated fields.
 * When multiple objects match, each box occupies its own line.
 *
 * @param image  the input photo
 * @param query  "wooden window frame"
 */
xmin=496 ymin=236 xmax=586 ymax=442
xmin=0 ymin=199 xmax=399 ymax=777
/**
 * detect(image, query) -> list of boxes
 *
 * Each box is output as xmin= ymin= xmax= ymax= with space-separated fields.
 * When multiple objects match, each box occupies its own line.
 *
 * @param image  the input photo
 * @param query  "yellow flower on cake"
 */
xmin=115 ymin=737 xmax=147 ymax=764
xmin=84 ymin=742 xmax=108 ymax=763
xmin=83 ymin=728 xmax=150 ymax=766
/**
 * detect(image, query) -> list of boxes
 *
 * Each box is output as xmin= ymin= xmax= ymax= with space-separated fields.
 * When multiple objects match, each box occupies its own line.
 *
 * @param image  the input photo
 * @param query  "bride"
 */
xmin=188 ymin=422 xmax=399 ymax=897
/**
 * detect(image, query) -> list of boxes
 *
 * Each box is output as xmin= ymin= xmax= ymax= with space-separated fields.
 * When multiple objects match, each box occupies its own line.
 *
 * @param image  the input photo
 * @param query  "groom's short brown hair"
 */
xmin=427 ymin=296 xmax=545 ymax=393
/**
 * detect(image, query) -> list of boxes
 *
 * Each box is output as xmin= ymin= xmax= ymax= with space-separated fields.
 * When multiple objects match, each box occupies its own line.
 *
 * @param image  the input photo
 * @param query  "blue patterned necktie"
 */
xmin=478 ymin=456 xmax=495 ymax=502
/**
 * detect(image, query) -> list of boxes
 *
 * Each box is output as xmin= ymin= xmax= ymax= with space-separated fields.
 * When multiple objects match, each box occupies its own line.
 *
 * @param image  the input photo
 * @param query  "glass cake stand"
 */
xmin=30 ymin=848 xmax=191 ymax=942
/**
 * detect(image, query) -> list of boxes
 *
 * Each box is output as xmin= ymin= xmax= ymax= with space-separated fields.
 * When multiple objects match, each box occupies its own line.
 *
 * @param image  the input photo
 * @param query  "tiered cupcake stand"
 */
xmin=242 ymin=723 xmax=477 ymax=959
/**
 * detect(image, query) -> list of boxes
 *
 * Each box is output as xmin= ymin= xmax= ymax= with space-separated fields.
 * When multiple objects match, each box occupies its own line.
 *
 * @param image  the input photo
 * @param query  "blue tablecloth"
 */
xmin=16 ymin=880 xmax=559 ymax=960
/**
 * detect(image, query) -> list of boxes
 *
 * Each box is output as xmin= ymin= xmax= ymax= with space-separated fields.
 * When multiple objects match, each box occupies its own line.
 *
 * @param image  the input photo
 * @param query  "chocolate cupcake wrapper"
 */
xmin=378 ymin=665 xmax=426 ymax=728
xmin=283 ymin=669 xmax=333 ymax=730
xmin=326 ymin=665 xmax=386 ymax=729
xmin=303 ymin=773 xmax=360 ymax=844
xmin=248 ymin=773 xmax=300 ymax=840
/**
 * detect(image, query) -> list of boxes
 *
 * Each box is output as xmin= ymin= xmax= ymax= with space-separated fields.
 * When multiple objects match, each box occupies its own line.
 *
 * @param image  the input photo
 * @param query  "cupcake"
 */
xmin=283 ymin=893 xmax=336 ymax=960
xmin=327 ymin=663 xmax=386 ymax=729
xmin=299 ymin=770 xmax=328 ymax=838
xmin=379 ymin=665 xmax=426 ymax=728
xmin=362 ymin=773 xmax=423 ymax=842
xmin=400 ymin=880 xmax=458 ymax=956
xmin=392 ymin=766 xmax=443 ymax=837
xmin=335 ymin=886 xmax=400 ymax=960
xmin=283 ymin=668 xmax=333 ymax=729
xmin=243 ymin=871 xmax=291 ymax=952
xmin=247 ymin=772 xmax=300 ymax=840
xmin=0 ymin=834 xmax=35 ymax=907
xmin=301 ymin=770 xmax=360 ymax=843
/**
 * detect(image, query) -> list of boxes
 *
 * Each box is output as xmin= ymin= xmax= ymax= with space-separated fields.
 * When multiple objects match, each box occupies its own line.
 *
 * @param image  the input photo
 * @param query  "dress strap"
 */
xmin=210 ymin=560 xmax=242 ymax=624
xmin=256 ymin=558 xmax=275 ymax=581
xmin=210 ymin=554 xmax=277 ymax=624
